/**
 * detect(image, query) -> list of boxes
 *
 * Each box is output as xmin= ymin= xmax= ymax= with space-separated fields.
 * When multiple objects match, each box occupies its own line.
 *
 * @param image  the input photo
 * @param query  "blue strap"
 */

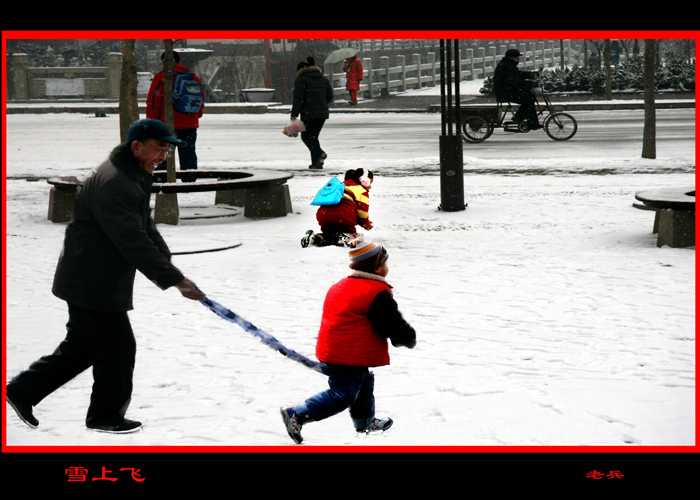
xmin=200 ymin=296 xmax=328 ymax=375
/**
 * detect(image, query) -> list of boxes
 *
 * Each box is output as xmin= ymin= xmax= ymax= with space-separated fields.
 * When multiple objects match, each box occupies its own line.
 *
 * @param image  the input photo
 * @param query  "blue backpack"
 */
xmin=310 ymin=177 xmax=345 ymax=206
xmin=172 ymin=71 xmax=203 ymax=114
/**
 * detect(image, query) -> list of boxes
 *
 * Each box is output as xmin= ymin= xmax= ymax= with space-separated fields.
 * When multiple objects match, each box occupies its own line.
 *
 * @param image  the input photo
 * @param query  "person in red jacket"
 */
xmin=301 ymin=168 xmax=374 ymax=248
xmin=342 ymin=54 xmax=363 ymax=105
xmin=146 ymin=51 xmax=205 ymax=181
xmin=280 ymin=238 xmax=416 ymax=444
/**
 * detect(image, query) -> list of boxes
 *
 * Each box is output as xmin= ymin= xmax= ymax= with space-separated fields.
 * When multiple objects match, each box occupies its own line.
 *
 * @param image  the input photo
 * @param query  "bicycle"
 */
xmin=459 ymin=88 xmax=578 ymax=143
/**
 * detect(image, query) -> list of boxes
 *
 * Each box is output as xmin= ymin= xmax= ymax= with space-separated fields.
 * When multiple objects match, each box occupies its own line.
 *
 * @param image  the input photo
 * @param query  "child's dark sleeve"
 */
xmin=367 ymin=290 xmax=417 ymax=348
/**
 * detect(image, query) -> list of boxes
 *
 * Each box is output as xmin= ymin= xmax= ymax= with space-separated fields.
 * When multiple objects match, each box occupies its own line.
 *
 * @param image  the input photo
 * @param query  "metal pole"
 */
xmin=438 ymin=39 xmax=465 ymax=212
xmin=454 ymin=40 xmax=461 ymax=127
xmin=439 ymin=40 xmax=446 ymax=136
xmin=446 ymin=40 xmax=453 ymax=136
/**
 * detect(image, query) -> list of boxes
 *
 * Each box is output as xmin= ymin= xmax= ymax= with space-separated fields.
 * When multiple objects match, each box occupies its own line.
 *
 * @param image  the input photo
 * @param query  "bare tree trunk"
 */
xmin=163 ymin=41 xmax=177 ymax=183
xmin=119 ymin=40 xmax=140 ymax=142
xmin=642 ymin=39 xmax=656 ymax=159
xmin=155 ymin=39 xmax=180 ymax=225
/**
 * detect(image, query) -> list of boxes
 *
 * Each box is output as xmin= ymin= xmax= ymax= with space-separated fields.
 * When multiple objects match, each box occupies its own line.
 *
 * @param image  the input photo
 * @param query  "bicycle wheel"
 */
xmin=461 ymin=116 xmax=493 ymax=143
xmin=544 ymin=112 xmax=577 ymax=141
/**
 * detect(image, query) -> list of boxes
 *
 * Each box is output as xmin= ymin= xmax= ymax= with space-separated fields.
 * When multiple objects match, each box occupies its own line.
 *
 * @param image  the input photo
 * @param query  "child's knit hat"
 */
xmin=348 ymin=238 xmax=382 ymax=263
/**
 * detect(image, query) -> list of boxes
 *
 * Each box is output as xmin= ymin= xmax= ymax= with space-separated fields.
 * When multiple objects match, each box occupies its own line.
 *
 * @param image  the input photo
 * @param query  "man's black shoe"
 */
xmin=6 ymin=388 xmax=39 ymax=428
xmin=87 ymin=418 xmax=142 ymax=434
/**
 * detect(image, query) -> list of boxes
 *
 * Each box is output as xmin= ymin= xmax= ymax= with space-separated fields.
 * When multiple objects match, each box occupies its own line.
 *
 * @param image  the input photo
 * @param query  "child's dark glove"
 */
xmin=392 ymin=337 xmax=416 ymax=349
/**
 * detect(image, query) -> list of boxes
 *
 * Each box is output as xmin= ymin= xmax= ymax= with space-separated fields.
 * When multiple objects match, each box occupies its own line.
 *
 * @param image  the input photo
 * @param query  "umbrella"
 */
xmin=324 ymin=47 xmax=359 ymax=65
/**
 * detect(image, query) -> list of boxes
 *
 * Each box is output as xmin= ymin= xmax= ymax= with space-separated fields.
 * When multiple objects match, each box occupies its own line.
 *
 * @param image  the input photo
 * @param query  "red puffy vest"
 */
xmin=316 ymin=277 xmax=391 ymax=367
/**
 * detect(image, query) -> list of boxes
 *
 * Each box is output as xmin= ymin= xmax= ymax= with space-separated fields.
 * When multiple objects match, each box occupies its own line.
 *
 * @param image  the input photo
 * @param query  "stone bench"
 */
xmin=47 ymin=169 xmax=294 ymax=223
xmin=634 ymin=186 xmax=695 ymax=248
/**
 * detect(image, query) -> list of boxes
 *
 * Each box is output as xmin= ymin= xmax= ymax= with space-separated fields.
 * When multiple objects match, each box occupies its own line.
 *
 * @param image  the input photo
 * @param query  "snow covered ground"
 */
xmin=3 ymin=80 xmax=696 ymax=449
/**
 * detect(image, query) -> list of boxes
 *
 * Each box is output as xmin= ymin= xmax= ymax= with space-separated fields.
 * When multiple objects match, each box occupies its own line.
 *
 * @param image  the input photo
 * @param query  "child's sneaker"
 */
xmin=300 ymin=230 xmax=315 ymax=248
xmin=333 ymin=232 xmax=353 ymax=247
xmin=356 ymin=417 xmax=393 ymax=435
xmin=280 ymin=407 xmax=304 ymax=444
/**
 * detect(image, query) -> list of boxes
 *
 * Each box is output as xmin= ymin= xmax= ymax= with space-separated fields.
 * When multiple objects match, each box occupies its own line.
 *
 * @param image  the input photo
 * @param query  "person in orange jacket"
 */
xmin=342 ymin=54 xmax=363 ymax=105
xmin=146 ymin=51 xmax=205 ymax=181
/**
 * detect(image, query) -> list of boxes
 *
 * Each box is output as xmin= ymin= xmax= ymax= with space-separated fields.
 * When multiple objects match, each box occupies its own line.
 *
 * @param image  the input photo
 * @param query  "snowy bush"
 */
xmin=479 ymin=59 xmax=695 ymax=95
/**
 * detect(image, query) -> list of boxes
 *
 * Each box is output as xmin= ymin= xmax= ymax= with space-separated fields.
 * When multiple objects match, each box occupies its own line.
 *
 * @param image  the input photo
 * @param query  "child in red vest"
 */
xmin=281 ymin=238 xmax=416 ymax=444
xmin=301 ymin=168 xmax=374 ymax=248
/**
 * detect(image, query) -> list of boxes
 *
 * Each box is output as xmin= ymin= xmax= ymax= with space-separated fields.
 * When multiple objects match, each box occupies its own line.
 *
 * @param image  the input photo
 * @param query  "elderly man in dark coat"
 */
xmin=6 ymin=119 xmax=206 ymax=434
xmin=493 ymin=49 xmax=541 ymax=129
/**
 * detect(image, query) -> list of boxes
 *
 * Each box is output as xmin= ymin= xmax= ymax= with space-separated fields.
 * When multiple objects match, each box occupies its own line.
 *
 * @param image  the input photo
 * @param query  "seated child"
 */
xmin=281 ymin=238 xmax=417 ymax=444
xmin=301 ymin=168 xmax=374 ymax=248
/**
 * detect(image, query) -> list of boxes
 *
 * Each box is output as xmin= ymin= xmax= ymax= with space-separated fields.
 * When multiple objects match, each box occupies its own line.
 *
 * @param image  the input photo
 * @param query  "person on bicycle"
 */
xmin=493 ymin=49 xmax=541 ymax=130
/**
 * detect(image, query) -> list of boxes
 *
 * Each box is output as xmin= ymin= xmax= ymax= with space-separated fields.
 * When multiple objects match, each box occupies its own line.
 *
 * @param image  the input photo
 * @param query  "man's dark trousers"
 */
xmin=509 ymin=90 xmax=538 ymax=126
xmin=6 ymin=303 xmax=136 ymax=426
xmin=175 ymin=128 xmax=198 ymax=181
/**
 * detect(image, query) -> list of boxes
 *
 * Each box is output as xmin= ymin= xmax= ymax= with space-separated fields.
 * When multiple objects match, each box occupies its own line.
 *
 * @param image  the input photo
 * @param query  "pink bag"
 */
xmin=283 ymin=120 xmax=306 ymax=138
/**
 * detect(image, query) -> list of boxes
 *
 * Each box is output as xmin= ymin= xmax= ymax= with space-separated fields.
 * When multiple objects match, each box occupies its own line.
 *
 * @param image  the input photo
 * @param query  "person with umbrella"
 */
xmin=324 ymin=47 xmax=363 ymax=105
xmin=342 ymin=53 xmax=363 ymax=105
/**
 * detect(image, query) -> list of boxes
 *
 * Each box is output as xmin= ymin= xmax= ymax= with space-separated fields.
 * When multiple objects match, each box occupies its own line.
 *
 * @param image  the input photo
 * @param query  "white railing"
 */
xmin=326 ymin=40 xmax=585 ymax=98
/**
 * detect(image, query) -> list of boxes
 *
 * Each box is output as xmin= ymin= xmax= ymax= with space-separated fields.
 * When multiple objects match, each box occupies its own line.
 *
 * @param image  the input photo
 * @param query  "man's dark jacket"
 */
xmin=493 ymin=57 xmax=536 ymax=102
xmin=52 ymin=144 xmax=185 ymax=313
xmin=291 ymin=66 xmax=334 ymax=121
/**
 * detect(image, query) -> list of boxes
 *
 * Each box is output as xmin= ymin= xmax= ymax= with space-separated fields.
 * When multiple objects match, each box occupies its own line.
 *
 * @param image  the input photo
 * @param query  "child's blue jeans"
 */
xmin=296 ymin=363 xmax=375 ymax=431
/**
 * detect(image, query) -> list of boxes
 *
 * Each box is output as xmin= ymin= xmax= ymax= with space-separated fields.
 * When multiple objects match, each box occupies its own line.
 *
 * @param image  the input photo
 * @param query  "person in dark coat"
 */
xmin=6 ymin=119 xmax=206 ymax=434
xmin=493 ymin=49 xmax=541 ymax=129
xmin=290 ymin=58 xmax=334 ymax=169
